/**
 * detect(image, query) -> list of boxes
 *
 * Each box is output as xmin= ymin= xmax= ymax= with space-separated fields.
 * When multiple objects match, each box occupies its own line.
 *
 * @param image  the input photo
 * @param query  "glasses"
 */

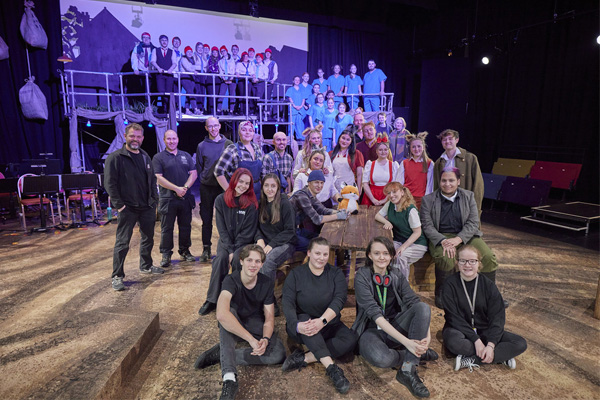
xmin=207 ymin=125 xmax=220 ymax=129
xmin=458 ymin=259 xmax=479 ymax=266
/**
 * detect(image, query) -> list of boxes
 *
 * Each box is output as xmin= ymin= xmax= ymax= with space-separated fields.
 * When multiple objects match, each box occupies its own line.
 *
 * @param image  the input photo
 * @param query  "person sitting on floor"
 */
xmin=282 ymin=237 xmax=358 ymax=395
xmin=353 ymin=236 xmax=437 ymax=398
xmin=194 ymin=244 xmax=286 ymax=400
xmin=443 ymin=245 xmax=527 ymax=373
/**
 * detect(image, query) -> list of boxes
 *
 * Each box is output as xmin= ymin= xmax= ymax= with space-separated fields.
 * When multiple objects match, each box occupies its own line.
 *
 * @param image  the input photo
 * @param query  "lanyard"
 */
xmin=460 ymin=275 xmax=479 ymax=332
xmin=373 ymin=272 xmax=391 ymax=314
xmin=376 ymin=285 xmax=388 ymax=314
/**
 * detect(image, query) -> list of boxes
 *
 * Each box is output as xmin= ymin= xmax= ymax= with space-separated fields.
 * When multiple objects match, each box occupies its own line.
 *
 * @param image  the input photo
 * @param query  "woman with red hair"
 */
xmin=198 ymin=168 xmax=259 ymax=316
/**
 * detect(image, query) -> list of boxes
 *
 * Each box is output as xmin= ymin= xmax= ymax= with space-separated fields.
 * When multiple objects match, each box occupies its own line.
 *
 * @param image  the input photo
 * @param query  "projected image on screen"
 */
xmin=60 ymin=0 xmax=308 ymax=88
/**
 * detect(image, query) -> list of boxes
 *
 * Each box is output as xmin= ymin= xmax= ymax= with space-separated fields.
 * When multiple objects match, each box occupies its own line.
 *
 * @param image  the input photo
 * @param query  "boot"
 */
xmin=160 ymin=253 xmax=171 ymax=268
xmin=199 ymin=246 xmax=211 ymax=262
xmin=434 ymin=269 xmax=454 ymax=309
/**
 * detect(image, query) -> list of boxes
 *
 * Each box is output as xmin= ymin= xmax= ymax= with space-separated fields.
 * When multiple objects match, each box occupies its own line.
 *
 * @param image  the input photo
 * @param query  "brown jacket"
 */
xmin=433 ymin=147 xmax=484 ymax=213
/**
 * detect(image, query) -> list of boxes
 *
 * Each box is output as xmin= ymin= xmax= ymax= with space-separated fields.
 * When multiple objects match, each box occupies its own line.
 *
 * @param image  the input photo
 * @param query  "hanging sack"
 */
xmin=0 ymin=36 xmax=8 ymax=60
xmin=19 ymin=76 xmax=48 ymax=120
xmin=20 ymin=1 xmax=48 ymax=50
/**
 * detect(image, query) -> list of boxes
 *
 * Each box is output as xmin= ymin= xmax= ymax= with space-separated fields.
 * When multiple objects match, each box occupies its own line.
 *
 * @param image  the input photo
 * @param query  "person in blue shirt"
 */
xmin=327 ymin=65 xmax=345 ymax=109
xmin=309 ymin=93 xmax=326 ymax=129
xmin=322 ymin=98 xmax=338 ymax=151
xmin=285 ymin=76 xmax=306 ymax=140
xmin=312 ymin=67 xmax=328 ymax=88
xmin=344 ymin=64 xmax=363 ymax=110
xmin=363 ymin=59 xmax=387 ymax=112
xmin=333 ymin=102 xmax=353 ymax=143
xmin=300 ymin=72 xmax=313 ymax=129
xmin=306 ymin=83 xmax=321 ymax=108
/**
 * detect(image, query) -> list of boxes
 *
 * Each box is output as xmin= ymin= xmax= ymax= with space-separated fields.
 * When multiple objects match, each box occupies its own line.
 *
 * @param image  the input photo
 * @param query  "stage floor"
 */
xmin=0 ymin=213 xmax=598 ymax=399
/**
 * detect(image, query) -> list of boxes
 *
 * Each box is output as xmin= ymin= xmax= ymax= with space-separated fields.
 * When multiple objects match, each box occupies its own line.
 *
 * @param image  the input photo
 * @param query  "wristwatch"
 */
xmin=183 ymin=185 xmax=189 ymax=189
xmin=322 ymin=317 xmax=328 ymax=326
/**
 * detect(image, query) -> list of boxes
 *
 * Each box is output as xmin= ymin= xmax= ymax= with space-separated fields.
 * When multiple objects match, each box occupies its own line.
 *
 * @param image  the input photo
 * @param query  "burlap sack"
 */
xmin=19 ymin=77 xmax=48 ymax=120
xmin=20 ymin=5 xmax=48 ymax=49
xmin=0 ymin=36 xmax=8 ymax=60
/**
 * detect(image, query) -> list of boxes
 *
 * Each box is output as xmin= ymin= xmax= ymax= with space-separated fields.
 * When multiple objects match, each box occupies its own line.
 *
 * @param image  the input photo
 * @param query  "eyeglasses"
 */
xmin=458 ymin=259 xmax=479 ymax=266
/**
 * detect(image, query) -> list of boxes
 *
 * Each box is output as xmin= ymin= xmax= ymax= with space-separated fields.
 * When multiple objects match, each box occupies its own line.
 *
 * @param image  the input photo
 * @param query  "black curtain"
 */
xmin=0 ymin=0 xmax=65 ymax=171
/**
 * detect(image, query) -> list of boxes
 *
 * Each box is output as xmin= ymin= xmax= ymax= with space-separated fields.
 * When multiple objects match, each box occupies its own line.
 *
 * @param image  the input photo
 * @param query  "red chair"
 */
xmin=529 ymin=161 xmax=582 ymax=190
xmin=17 ymin=174 xmax=58 ymax=231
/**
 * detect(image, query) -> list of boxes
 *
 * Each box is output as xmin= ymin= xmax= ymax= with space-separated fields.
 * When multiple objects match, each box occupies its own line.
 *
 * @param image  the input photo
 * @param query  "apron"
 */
xmin=236 ymin=143 xmax=262 ymax=200
xmin=361 ymin=160 xmax=392 ymax=206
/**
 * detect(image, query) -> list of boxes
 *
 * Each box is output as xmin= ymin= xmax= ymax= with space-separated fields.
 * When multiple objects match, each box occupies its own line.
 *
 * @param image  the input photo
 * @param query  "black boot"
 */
xmin=160 ymin=253 xmax=171 ymax=268
xmin=199 ymin=246 xmax=211 ymax=262
xmin=434 ymin=269 xmax=454 ymax=309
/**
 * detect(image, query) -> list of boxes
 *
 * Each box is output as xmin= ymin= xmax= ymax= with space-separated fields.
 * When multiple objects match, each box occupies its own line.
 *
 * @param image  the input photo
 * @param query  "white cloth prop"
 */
xmin=20 ymin=1 xmax=48 ymax=49
xmin=19 ymin=76 xmax=48 ymax=120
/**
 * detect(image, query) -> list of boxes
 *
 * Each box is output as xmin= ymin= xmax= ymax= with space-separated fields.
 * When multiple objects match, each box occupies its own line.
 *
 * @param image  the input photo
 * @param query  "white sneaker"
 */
xmin=455 ymin=355 xmax=480 ymax=372
xmin=503 ymin=358 xmax=516 ymax=369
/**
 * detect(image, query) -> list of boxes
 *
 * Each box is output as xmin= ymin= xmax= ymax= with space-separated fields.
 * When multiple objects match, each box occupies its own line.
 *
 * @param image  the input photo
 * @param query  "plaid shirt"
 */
xmin=290 ymin=186 xmax=334 ymax=231
xmin=214 ymin=142 xmax=264 ymax=180
xmin=262 ymin=150 xmax=293 ymax=179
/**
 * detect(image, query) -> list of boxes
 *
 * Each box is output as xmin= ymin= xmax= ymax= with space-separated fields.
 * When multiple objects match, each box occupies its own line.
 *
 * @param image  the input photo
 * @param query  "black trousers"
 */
xmin=286 ymin=314 xmax=358 ymax=361
xmin=199 ymin=183 xmax=223 ymax=248
xmin=205 ymin=244 xmax=245 ymax=304
xmin=156 ymin=74 xmax=174 ymax=111
xmin=443 ymin=328 xmax=527 ymax=363
xmin=112 ymin=206 xmax=156 ymax=278
xmin=158 ymin=196 xmax=193 ymax=255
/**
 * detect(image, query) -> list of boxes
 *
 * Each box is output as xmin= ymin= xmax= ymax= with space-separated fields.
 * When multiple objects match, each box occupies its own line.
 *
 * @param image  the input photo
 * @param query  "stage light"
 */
xmin=447 ymin=49 xmax=453 ymax=57
xmin=148 ymin=122 xmax=153 ymax=128
xmin=597 ymin=35 xmax=600 ymax=45
xmin=249 ymin=0 xmax=259 ymax=18
xmin=176 ymin=122 xmax=179 ymax=126
xmin=481 ymin=56 xmax=490 ymax=65
xmin=86 ymin=120 xmax=91 ymax=127
xmin=124 ymin=118 xmax=129 ymax=125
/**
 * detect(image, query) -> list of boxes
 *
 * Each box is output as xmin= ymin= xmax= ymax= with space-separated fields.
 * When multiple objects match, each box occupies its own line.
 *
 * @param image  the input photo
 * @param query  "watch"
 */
xmin=183 ymin=185 xmax=189 ymax=189
xmin=322 ymin=317 xmax=328 ymax=326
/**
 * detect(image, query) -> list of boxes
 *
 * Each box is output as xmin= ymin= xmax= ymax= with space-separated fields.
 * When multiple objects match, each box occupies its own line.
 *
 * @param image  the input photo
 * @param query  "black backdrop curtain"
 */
xmin=0 ymin=0 xmax=65 ymax=171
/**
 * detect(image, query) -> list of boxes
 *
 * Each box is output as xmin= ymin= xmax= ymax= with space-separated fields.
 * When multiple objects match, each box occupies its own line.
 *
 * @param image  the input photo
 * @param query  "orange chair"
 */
xmin=64 ymin=172 xmax=102 ymax=221
xmin=17 ymin=174 xmax=59 ymax=231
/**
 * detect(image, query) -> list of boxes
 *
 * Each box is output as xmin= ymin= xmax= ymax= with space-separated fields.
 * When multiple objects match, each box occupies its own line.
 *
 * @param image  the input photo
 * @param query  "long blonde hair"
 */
xmin=302 ymin=125 xmax=324 ymax=165
xmin=405 ymin=131 xmax=431 ymax=173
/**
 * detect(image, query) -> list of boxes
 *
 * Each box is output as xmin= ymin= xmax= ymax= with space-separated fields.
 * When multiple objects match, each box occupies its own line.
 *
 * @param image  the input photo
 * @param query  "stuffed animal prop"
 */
xmin=338 ymin=183 xmax=360 ymax=215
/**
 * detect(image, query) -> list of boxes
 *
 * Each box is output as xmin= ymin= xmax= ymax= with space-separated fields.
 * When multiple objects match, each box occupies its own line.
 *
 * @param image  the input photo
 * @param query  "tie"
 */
xmin=144 ymin=48 xmax=148 ymax=68
xmin=163 ymin=49 xmax=167 ymax=57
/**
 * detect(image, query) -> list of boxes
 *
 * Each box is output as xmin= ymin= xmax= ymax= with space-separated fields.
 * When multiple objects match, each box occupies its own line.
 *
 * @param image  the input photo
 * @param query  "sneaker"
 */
xmin=219 ymin=379 xmax=238 ymax=400
xmin=502 ymin=358 xmax=516 ymax=369
xmin=160 ymin=253 xmax=171 ymax=268
xmin=326 ymin=364 xmax=350 ymax=394
xmin=281 ymin=349 xmax=307 ymax=372
xmin=180 ymin=250 xmax=196 ymax=262
xmin=421 ymin=348 xmax=439 ymax=362
xmin=112 ymin=276 xmax=125 ymax=291
xmin=194 ymin=343 xmax=220 ymax=369
xmin=455 ymin=355 xmax=480 ymax=372
xmin=199 ymin=247 xmax=211 ymax=262
xmin=395 ymin=367 xmax=430 ymax=398
xmin=140 ymin=266 xmax=165 ymax=274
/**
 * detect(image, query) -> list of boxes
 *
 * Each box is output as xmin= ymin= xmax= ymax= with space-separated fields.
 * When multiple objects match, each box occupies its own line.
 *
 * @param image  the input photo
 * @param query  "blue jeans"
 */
xmin=358 ymin=302 xmax=431 ymax=368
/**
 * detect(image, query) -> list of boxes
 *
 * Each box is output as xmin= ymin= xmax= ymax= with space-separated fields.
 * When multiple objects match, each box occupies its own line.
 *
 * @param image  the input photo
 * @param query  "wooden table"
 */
xmin=320 ymin=205 xmax=392 ymax=289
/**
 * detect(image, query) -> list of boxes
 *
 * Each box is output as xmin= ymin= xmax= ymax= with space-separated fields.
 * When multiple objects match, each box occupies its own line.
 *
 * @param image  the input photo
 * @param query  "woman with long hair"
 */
xmin=443 ymin=245 xmax=527 ymax=372
xmin=361 ymin=138 xmax=400 ymax=206
xmin=375 ymin=182 xmax=428 ymax=279
xmin=329 ymin=129 xmax=365 ymax=194
xmin=282 ymin=237 xmax=357 ymax=394
xmin=292 ymin=126 xmax=332 ymax=179
xmin=352 ymin=236 xmax=437 ymax=398
xmin=389 ymin=117 xmax=410 ymax=162
xmin=198 ymin=168 xmax=259 ymax=316
xmin=398 ymin=132 xmax=433 ymax=209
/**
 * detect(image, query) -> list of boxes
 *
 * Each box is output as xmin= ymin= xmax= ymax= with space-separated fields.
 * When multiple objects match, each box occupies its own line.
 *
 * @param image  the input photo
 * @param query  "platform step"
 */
xmin=521 ymin=215 xmax=588 ymax=232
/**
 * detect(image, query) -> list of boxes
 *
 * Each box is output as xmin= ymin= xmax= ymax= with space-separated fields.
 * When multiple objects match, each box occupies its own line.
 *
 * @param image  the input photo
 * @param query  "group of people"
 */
xmin=104 ymin=116 xmax=526 ymax=400
xmin=130 ymin=32 xmax=279 ymax=115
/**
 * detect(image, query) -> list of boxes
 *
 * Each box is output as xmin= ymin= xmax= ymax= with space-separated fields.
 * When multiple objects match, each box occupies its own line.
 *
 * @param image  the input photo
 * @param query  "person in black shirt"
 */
xmin=443 ymin=245 xmax=526 ymax=372
xmin=104 ymin=123 xmax=163 ymax=291
xmin=194 ymin=245 xmax=286 ymax=400
xmin=353 ymin=237 xmax=437 ymax=398
xmin=198 ymin=168 xmax=259 ymax=316
xmin=152 ymin=130 xmax=197 ymax=267
xmin=281 ymin=237 xmax=357 ymax=394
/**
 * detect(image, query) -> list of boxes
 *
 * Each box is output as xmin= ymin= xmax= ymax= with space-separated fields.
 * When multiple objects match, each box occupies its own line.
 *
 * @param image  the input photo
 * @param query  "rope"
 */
xmin=25 ymin=47 xmax=32 ymax=80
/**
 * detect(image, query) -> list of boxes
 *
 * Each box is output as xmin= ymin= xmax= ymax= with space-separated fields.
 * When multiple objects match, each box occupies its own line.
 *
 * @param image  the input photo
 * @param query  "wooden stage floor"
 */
xmin=0 ymin=214 xmax=598 ymax=399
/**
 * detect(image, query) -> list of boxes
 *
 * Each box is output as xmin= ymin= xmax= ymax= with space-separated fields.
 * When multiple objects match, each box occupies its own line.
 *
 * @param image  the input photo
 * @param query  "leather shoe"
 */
xmin=198 ymin=301 xmax=216 ymax=316
xmin=396 ymin=367 xmax=430 ymax=398
xmin=421 ymin=348 xmax=439 ymax=362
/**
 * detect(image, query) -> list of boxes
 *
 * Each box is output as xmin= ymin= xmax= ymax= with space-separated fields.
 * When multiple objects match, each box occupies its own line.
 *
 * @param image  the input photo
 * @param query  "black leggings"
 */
xmin=443 ymin=327 xmax=527 ymax=363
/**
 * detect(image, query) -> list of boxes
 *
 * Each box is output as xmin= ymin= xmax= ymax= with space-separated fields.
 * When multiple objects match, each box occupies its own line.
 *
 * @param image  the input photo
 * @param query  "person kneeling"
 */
xmin=194 ymin=245 xmax=286 ymax=400
xmin=443 ymin=245 xmax=527 ymax=373
xmin=281 ymin=237 xmax=357 ymax=394
xmin=353 ymin=237 xmax=437 ymax=398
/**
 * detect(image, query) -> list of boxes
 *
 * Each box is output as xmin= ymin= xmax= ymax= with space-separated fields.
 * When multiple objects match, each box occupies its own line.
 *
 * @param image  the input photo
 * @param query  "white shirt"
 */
xmin=362 ymin=159 xmax=400 ymax=185
xmin=379 ymin=201 xmax=422 ymax=228
xmin=440 ymin=147 xmax=462 ymax=169
xmin=293 ymin=169 xmax=337 ymax=203
xmin=332 ymin=152 xmax=356 ymax=190
xmin=292 ymin=148 xmax=333 ymax=179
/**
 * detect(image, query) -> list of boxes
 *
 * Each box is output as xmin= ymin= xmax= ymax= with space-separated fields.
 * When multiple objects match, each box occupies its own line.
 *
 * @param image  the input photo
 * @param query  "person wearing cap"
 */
xmin=151 ymin=34 xmax=177 ymax=114
xmin=248 ymin=47 xmax=256 ymax=65
xmin=218 ymin=45 xmax=236 ymax=115
xmin=263 ymin=48 xmax=278 ymax=116
xmin=290 ymin=169 xmax=348 ymax=252
xmin=235 ymin=52 xmax=257 ymax=116
xmin=205 ymin=46 xmax=221 ymax=114
xmin=180 ymin=46 xmax=204 ymax=115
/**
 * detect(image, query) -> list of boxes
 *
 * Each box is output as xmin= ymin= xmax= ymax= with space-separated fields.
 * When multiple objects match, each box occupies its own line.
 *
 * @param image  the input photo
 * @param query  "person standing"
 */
xmin=363 ymin=59 xmax=387 ymax=112
xmin=433 ymin=129 xmax=484 ymax=214
xmin=196 ymin=117 xmax=233 ymax=262
xmin=105 ymin=123 xmax=163 ymax=291
xmin=262 ymin=131 xmax=293 ymax=192
xmin=151 ymin=34 xmax=177 ymax=114
xmin=153 ymin=130 xmax=197 ymax=267
xmin=194 ymin=244 xmax=286 ymax=400
xmin=343 ymin=64 xmax=363 ymax=110
xmin=217 ymin=45 xmax=237 ymax=115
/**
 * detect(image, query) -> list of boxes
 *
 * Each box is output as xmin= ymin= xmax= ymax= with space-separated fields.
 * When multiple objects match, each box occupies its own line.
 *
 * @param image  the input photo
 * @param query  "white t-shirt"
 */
xmin=363 ymin=159 xmax=400 ymax=185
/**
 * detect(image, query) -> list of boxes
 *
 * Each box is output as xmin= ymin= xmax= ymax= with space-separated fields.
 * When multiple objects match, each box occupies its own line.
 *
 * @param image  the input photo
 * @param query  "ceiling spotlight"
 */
xmin=481 ymin=56 xmax=490 ymax=65
xmin=597 ymin=35 xmax=600 ymax=45
xmin=86 ymin=120 xmax=91 ymax=127
xmin=148 ymin=122 xmax=153 ymax=128
xmin=124 ymin=118 xmax=129 ymax=125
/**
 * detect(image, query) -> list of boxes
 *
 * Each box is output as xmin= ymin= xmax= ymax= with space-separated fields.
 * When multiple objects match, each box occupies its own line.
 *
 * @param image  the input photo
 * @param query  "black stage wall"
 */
xmin=0 ymin=0 xmax=598 ymax=201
